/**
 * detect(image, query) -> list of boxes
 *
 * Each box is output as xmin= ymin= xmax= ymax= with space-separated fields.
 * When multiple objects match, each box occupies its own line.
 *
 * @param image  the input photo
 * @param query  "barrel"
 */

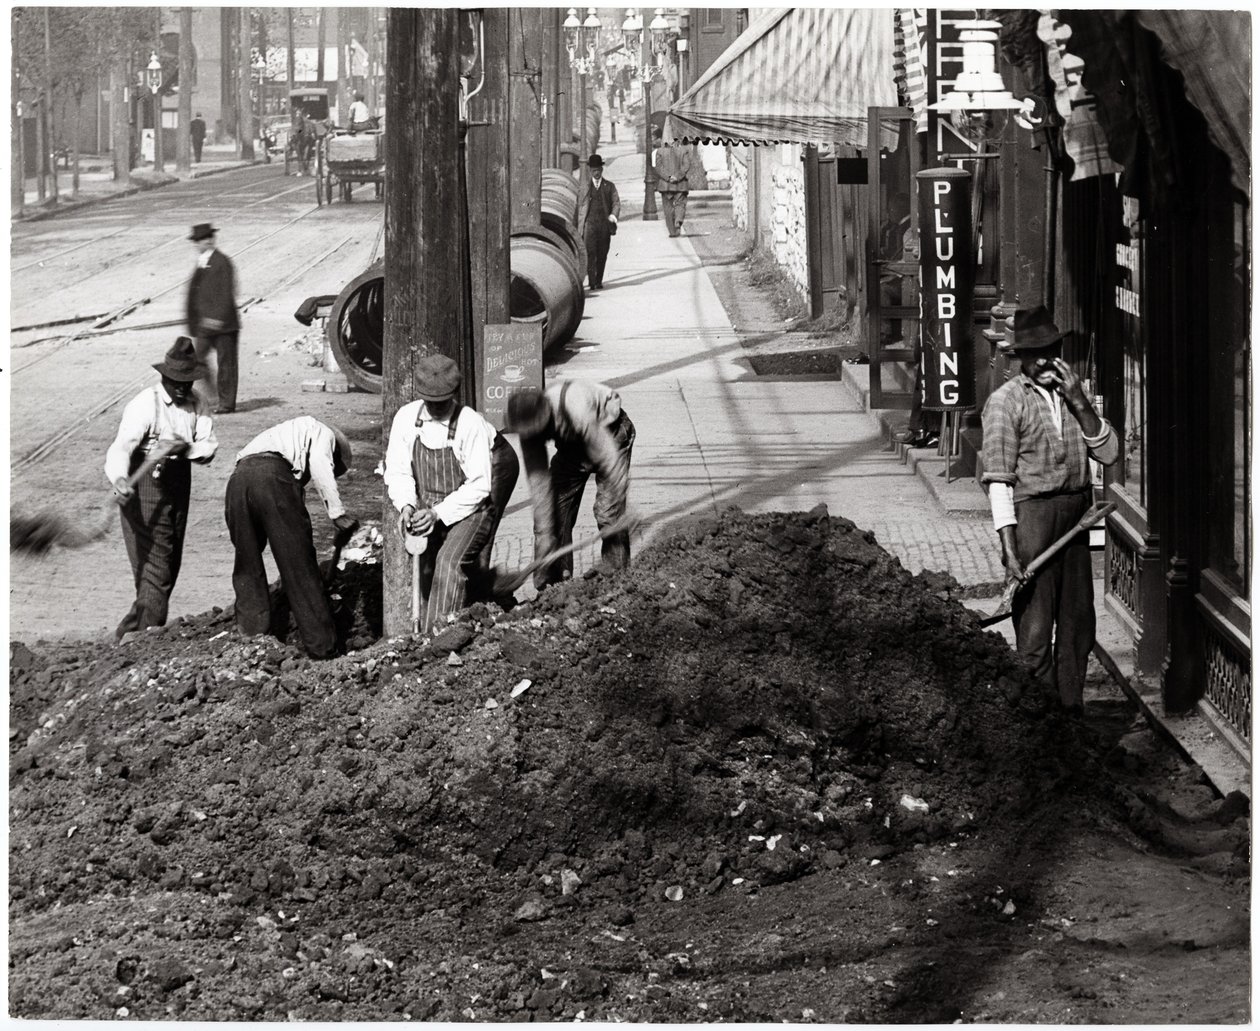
xmin=327 ymin=260 xmax=385 ymax=394
xmin=510 ymin=231 xmax=585 ymax=351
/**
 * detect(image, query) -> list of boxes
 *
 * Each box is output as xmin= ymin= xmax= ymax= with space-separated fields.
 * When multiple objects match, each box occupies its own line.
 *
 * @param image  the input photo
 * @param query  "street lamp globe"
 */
xmin=649 ymin=7 xmax=669 ymax=53
xmin=563 ymin=8 xmax=581 ymax=56
xmin=146 ymin=51 xmax=162 ymax=93
xmin=622 ymin=7 xmax=642 ymax=57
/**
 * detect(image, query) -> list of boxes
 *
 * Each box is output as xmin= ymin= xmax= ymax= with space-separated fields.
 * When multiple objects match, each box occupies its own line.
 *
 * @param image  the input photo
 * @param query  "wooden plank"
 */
xmin=509 ymin=8 xmax=543 ymax=232
xmin=381 ymin=9 xmax=462 ymax=636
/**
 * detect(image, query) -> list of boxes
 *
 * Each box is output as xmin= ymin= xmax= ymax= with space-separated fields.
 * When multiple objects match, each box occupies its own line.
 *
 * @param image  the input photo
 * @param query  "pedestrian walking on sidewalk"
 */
xmin=981 ymin=306 xmax=1119 ymax=714
xmin=577 ymin=154 xmax=620 ymax=290
xmin=104 ymin=337 xmax=218 ymax=640
xmin=505 ymin=380 xmax=635 ymax=589
xmin=186 ymin=222 xmax=240 ymax=414
xmin=655 ymin=140 xmax=694 ymax=237
xmin=190 ymin=113 xmax=206 ymax=162
xmin=384 ymin=355 xmax=520 ymax=635
xmin=225 ymin=417 xmax=358 ymax=659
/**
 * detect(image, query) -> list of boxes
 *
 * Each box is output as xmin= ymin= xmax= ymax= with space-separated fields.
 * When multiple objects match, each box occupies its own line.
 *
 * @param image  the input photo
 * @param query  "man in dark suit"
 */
xmin=190 ymin=113 xmax=207 ymax=162
xmin=186 ymin=223 xmax=241 ymax=414
xmin=577 ymin=154 xmax=620 ymax=291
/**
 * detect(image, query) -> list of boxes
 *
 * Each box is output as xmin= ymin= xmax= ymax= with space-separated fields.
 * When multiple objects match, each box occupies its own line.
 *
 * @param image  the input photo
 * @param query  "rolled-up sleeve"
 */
xmin=384 ymin=405 xmax=420 ymax=513
xmin=1084 ymin=419 xmax=1120 ymax=467
xmin=187 ymin=400 xmax=218 ymax=463
xmin=104 ymin=391 xmax=152 ymax=484
xmin=980 ymin=390 xmax=1020 ymax=487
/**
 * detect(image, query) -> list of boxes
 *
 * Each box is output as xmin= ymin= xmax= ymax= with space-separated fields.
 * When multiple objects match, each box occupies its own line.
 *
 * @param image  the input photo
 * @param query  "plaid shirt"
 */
xmin=981 ymin=374 xmax=1119 ymax=502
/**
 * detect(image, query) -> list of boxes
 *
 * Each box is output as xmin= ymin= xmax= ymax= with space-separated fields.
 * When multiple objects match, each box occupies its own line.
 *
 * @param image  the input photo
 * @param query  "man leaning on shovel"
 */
xmin=980 ymin=306 xmax=1118 ymax=715
xmin=104 ymin=337 xmax=218 ymax=640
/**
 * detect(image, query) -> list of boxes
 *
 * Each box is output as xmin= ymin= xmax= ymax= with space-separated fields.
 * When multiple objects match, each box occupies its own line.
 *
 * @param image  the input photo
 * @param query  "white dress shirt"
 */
xmin=384 ymin=401 xmax=497 ymax=526
xmin=197 ymin=247 xmax=215 ymax=269
xmin=236 ymin=416 xmax=346 ymax=520
xmin=104 ymin=384 xmax=218 ymax=483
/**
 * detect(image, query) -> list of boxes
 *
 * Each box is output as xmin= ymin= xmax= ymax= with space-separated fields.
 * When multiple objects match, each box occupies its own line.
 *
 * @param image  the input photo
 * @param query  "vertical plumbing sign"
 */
xmin=916 ymin=167 xmax=975 ymax=411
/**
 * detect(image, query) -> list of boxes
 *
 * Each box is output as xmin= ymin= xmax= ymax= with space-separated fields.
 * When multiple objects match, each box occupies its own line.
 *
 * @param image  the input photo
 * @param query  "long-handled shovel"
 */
xmin=487 ymin=510 xmax=642 ymax=597
xmin=399 ymin=516 xmax=429 ymax=635
xmin=11 ymin=441 xmax=180 ymax=556
xmin=979 ymin=500 xmax=1115 ymax=627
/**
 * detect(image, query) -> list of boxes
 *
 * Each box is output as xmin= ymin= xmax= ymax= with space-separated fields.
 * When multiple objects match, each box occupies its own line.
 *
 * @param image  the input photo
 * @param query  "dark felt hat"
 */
xmin=153 ymin=336 xmax=200 ymax=382
xmin=415 ymin=354 xmax=462 ymax=403
xmin=1003 ymin=306 xmax=1070 ymax=351
xmin=588 ymin=154 xmax=604 ymax=169
xmin=189 ymin=222 xmax=217 ymax=241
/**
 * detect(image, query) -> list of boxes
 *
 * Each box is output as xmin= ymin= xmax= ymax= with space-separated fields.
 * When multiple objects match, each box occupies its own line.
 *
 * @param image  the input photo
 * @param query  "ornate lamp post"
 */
xmin=622 ymin=8 xmax=668 ymax=220
xmin=564 ymin=7 xmax=601 ymax=188
xmin=146 ymin=51 xmax=163 ymax=171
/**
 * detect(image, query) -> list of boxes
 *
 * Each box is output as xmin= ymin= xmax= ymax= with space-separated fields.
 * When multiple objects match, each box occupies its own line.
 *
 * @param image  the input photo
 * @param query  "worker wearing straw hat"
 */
xmin=104 ymin=336 xmax=218 ymax=640
xmin=226 ymin=417 xmax=359 ymax=659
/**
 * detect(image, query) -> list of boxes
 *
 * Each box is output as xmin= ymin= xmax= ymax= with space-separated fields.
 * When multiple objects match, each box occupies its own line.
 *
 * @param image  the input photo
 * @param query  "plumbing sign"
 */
xmin=916 ymin=167 xmax=975 ymax=411
xmin=482 ymin=323 xmax=544 ymax=429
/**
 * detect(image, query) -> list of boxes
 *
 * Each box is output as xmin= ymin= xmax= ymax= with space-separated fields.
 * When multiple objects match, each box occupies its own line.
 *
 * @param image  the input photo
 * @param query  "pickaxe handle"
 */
xmin=980 ymin=500 xmax=1115 ymax=627
xmin=491 ymin=510 xmax=642 ymax=596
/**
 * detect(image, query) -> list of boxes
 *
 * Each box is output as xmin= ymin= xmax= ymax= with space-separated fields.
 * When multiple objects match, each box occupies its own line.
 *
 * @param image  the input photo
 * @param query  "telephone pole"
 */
xmin=238 ymin=7 xmax=254 ymax=159
xmin=381 ymin=9 xmax=463 ymax=636
xmin=177 ymin=8 xmax=192 ymax=173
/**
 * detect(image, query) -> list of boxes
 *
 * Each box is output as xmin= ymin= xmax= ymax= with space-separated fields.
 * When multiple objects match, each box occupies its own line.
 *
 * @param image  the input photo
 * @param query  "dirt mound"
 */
xmin=5 ymin=507 xmax=1163 ymax=1019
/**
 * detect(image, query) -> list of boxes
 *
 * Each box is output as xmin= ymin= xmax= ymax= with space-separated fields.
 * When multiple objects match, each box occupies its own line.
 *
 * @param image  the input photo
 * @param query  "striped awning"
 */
xmin=664 ymin=8 xmax=899 ymax=147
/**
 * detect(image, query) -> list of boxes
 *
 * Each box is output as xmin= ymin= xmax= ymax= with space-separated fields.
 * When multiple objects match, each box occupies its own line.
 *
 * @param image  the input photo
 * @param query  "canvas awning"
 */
xmin=664 ymin=7 xmax=898 ymax=147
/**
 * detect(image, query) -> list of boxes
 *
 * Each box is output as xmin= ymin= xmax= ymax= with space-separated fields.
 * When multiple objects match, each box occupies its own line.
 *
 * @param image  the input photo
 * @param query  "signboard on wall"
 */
xmin=481 ymin=323 xmax=544 ymax=430
xmin=916 ymin=167 xmax=975 ymax=411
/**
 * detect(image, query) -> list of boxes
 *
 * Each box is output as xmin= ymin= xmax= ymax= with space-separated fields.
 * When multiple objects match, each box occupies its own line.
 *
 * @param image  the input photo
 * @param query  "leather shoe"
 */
xmin=893 ymin=429 xmax=939 ymax=448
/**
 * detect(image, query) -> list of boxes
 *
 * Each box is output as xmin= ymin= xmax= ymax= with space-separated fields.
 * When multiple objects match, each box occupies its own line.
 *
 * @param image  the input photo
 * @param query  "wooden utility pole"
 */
xmin=238 ymin=7 xmax=254 ymax=159
xmin=316 ymin=8 xmax=326 ymax=85
xmin=286 ymin=9 xmax=295 ymax=100
xmin=110 ymin=60 xmax=131 ymax=184
xmin=11 ymin=9 xmax=24 ymax=216
xmin=382 ymin=9 xmax=462 ymax=636
xmin=466 ymin=8 xmax=512 ymax=405
xmin=509 ymin=8 xmax=544 ymax=230
xmin=153 ymin=10 xmax=164 ymax=173
xmin=336 ymin=8 xmax=350 ymax=123
xmin=177 ymin=8 xmax=192 ymax=173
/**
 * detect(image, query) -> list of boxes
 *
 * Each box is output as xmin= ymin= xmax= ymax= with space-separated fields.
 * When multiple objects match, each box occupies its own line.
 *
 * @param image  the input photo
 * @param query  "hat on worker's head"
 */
xmin=504 ymin=387 xmax=552 ymax=439
xmin=189 ymin=222 xmax=217 ymax=241
xmin=330 ymin=425 xmax=353 ymax=477
xmin=153 ymin=336 xmax=200 ymax=382
xmin=588 ymin=154 xmax=604 ymax=169
xmin=415 ymin=354 xmax=462 ymax=403
xmin=1003 ymin=305 xmax=1070 ymax=352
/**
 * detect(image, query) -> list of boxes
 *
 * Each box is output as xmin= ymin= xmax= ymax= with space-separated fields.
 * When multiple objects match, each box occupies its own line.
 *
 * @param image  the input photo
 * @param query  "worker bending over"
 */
xmin=105 ymin=336 xmax=218 ymax=640
xmin=505 ymin=380 xmax=635 ymax=589
xmin=225 ymin=416 xmax=358 ymax=658
xmin=384 ymin=355 xmax=519 ymax=634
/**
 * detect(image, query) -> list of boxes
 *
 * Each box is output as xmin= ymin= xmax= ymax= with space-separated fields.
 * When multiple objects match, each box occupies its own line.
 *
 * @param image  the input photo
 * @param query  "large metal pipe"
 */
xmin=509 ymin=231 xmax=585 ymax=349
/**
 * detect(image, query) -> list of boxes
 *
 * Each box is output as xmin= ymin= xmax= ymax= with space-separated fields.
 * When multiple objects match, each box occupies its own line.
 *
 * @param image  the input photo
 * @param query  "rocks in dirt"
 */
xmin=514 ymin=897 xmax=547 ymax=922
xmin=607 ymin=906 xmax=635 ymax=927
xmin=432 ymin=625 xmax=475 ymax=654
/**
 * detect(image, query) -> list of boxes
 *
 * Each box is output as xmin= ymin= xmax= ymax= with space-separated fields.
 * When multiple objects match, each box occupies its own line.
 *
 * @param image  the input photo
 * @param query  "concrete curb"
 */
xmin=13 ymin=159 xmax=264 ymax=224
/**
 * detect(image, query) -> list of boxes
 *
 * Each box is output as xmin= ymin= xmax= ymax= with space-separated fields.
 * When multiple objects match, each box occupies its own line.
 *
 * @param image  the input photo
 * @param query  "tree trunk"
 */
xmin=316 ymin=8 xmax=326 ymax=85
xmin=336 ymin=7 xmax=350 ymax=124
xmin=11 ymin=9 xmax=23 ymax=216
xmin=381 ymin=8 xmax=462 ymax=636
xmin=35 ymin=88 xmax=47 ymax=201
xmin=177 ymin=7 xmax=192 ymax=173
xmin=72 ymin=90 xmax=81 ymax=196
xmin=467 ymin=7 xmax=512 ymax=406
xmin=110 ymin=60 xmax=131 ymax=185
xmin=286 ymin=9 xmax=295 ymax=98
xmin=44 ymin=6 xmax=57 ymax=204
xmin=238 ymin=7 xmax=254 ymax=159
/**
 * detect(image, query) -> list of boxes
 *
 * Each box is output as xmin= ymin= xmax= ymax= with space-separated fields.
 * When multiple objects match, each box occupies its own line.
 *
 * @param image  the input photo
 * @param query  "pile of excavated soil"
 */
xmin=8 ymin=507 xmax=1243 ymax=1020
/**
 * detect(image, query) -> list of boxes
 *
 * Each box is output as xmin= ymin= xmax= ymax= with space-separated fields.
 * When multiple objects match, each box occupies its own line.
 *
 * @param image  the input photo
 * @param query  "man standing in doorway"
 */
xmin=187 ymin=222 xmax=240 ymax=414
xmin=981 ymin=306 xmax=1118 ymax=715
xmin=655 ymin=139 xmax=694 ymax=238
xmin=577 ymin=154 xmax=620 ymax=291
xmin=190 ymin=112 xmax=206 ymax=162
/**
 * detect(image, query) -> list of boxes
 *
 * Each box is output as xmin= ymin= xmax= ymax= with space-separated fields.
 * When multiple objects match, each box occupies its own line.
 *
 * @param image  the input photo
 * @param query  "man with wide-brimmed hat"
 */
xmin=226 ymin=417 xmax=359 ymax=658
xmin=186 ymin=222 xmax=240 ymax=414
xmin=383 ymin=355 xmax=520 ymax=634
xmin=504 ymin=379 xmax=635 ymax=589
xmin=104 ymin=337 xmax=219 ymax=639
xmin=576 ymin=153 xmax=620 ymax=290
xmin=981 ymin=306 xmax=1119 ymax=714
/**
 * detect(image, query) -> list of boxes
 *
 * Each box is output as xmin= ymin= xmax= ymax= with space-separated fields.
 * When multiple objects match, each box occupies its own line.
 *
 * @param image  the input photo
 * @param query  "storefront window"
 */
xmin=1115 ymin=194 xmax=1146 ymax=506
xmin=1205 ymin=201 xmax=1250 ymax=595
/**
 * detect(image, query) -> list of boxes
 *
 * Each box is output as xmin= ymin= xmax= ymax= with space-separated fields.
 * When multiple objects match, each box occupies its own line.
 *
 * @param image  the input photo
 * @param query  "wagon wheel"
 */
xmin=284 ymin=138 xmax=292 ymax=176
xmin=375 ymin=177 xmax=383 ymax=200
xmin=342 ymin=180 xmax=353 ymax=203
xmin=314 ymin=147 xmax=325 ymax=205
xmin=325 ymin=168 xmax=336 ymax=205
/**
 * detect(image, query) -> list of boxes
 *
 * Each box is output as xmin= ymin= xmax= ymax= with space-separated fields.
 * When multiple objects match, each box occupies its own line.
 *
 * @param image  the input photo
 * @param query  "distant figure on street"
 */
xmin=655 ymin=140 xmax=694 ymax=237
xmin=186 ymin=222 xmax=240 ymax=414
xmin=348 ymin=93 xmax=372 ymax=131
xmin=104 ymin=337 xmax=218 ymax=640
xmin=981 ymin=306 xmax=1119 ymax=715
xmin=293 ymin=110 xmax=315 ymax=176
xmin=384 ymin=355 xmax=520 ymax=634
xmin=190 ymin=113 xmax=206 ymax=162
xmin=577 ymin=154 xmax=620 ymax=291
xmin=226 ymin=417 xmax=358 ymax=659
xmin=505 ymin=380 xmax=635 ymax=589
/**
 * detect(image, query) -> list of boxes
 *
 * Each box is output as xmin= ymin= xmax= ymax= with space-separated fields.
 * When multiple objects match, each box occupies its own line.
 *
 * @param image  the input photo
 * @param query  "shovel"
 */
xmin=399 ymin=515 xmax=429 ymax=635
xmin=979 ymin=500 xmax=1115 ymax=627
xmin=487 ymin=510 xmax=642 ymax=597
xmin=11 ymin=440 xmax=180 ymax=556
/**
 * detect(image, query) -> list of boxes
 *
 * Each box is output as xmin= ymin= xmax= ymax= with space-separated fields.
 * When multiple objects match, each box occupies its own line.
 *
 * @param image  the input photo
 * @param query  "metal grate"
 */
xmin=1203 ymin=624 xmax=1251 ymax=745
xmin=1108 ymin=536 xmax=1139 ymax=616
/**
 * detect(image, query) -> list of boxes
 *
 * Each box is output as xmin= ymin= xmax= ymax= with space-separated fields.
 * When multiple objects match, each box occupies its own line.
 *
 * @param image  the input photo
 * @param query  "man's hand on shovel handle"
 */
xmin=998 ymin=525 xmax=1026 ymax=585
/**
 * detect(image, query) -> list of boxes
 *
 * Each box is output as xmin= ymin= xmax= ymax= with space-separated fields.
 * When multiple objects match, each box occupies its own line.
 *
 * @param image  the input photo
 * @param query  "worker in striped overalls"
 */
xmin=383 ymin=355 xmax=519 ymax=635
